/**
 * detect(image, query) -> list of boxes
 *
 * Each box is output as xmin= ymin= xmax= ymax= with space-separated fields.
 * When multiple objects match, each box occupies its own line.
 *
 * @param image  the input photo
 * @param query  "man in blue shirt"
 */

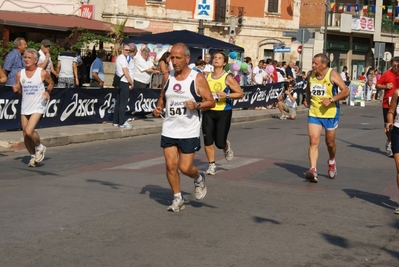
xmin=3 ymin=37 xmax=27 ymax=86
xmin=89 ymin=49 xmax=107 ymax=87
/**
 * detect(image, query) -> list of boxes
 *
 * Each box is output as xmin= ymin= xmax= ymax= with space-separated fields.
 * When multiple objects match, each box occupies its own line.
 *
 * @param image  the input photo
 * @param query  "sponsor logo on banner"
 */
xmin=192 ymin=0 xmax=215 ymax=20
xmin=0 ymin=99 xmax=19 ymax=120
xmin=42 ymin=99 xmax=61 ymax=118
xmin=61 ymin=94 xmax=98 ymax=121
xmin=99 ymin=93 xmax=115 ymax=118
xmin=134 ymin=94 xmax=158 ymax=113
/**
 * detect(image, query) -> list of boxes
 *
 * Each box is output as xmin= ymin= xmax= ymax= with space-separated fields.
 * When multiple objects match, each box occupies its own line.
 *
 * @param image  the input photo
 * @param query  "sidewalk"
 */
xmin=0 ymin=107 xmax=309 ymax=152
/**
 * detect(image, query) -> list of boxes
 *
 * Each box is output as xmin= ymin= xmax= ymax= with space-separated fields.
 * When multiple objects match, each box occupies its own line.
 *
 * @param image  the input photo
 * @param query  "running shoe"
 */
xmin=119 ymin=122 xmax=133 ymax=129
xmin=327 ymin=160 xmax=337 ymax=179
xmin=305 ymin=167 xmax=318 ymax=183
xmin=224 ymin=140 xmax=234 ymax=161
xmin=279 ymin=115 xmax=287 ymax=120
xmin=28 ymin=155 xmax=36 ymax=167
xmin=206 ymin=163 xmax=217 ymax=175
xmin=167 ymin=197 xmax=185 ymax=212
xmin=112 ymin=124 xmax=119 ymax=127
xmin=394 ymin=207 xmax=399 ymax=215
xmin=35 ymin=145 xmax=46 ymax=163
xmin=194 ymin=172 xmax=207 ymax=200
xmin=386 ymin=142 xmax=393 ymax=157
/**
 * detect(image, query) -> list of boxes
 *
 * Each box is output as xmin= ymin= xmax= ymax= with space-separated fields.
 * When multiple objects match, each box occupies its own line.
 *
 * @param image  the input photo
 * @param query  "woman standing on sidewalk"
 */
xmin=202 ymin=51 xmax=243 ymax=175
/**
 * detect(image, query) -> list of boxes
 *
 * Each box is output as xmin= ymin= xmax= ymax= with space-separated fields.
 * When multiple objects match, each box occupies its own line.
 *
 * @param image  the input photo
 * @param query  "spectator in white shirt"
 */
xmin=203 ymin=53 xmax=214 ymax=76
xmin=133 ymin=47 xmax=159 ymax=88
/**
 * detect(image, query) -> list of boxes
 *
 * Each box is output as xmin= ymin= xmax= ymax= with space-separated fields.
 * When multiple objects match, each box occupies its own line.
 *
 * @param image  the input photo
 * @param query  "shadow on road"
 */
xmin=140 ymin=184 xmax=217 ymax=209
xmin=252 ymin=216 xmax=280 ymax=224
xmin=343 ymin=189 xmax=398 ymax=211
xmin=336 ymin=137 xmax=385 ymax=156
xmin=274 ymin=162 xmax=308 ymax=179
xmin=86 ymin=179 xmax=123 ymax=189
xmin=321 ymin=233 xmax=349 ymax=248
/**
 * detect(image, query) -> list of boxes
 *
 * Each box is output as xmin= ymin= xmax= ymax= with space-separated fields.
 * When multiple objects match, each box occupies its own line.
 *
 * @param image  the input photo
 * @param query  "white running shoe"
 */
xmin=327 ymin=160 xmax=337 ymax=179
xmin=167 ymin=197 xmax=185 ymax=212
xmin=28 ymin=156 xmax=36 ymax=167
xmin=35 ymin=145 xmax=46 ymax=163
xmin=386 ymin=142 xmax=393 ymax=157
xmin=119 ymin=122 xmax=133 ymax=129
xmin=194 ymin=172 xmax=207 ymax=200
xmin=206 ymin=163 xmax=217 ymax=175
xmin=224 ymin=140 xmax=234 ymax=161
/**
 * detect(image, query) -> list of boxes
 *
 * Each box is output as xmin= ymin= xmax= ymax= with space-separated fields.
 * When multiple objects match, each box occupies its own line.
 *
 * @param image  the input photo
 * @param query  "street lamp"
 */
xmin=323 ymin=0 xmax=330 ymax=55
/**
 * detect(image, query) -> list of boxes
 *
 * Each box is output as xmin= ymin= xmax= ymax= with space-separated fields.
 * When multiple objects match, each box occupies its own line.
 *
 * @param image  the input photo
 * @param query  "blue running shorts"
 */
xmin=308 ymin=116 xmax=339 ymax=130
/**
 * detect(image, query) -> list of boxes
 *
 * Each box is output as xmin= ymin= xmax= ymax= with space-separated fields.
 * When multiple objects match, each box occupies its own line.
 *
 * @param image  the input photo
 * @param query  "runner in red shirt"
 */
xmin=376 ymin=57 xmax=399 ymax=157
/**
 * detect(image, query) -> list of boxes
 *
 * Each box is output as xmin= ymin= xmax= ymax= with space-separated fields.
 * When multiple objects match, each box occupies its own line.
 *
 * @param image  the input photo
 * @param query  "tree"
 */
xmin=107 ymin=18 xmax=128 ymax=57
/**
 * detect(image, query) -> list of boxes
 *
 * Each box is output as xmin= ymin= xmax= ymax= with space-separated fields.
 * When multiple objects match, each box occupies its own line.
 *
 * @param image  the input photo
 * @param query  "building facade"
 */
xmin=0 ymin=0 xmax=302 ymax=65
xmin=300 ymin=0 xmax=399 ymax=79
xmin=97 ymin=0 xmax=301 ymax=63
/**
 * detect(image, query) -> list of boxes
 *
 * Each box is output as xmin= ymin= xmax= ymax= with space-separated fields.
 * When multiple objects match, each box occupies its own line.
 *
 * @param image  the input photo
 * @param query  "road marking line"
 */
xmin=107 ymin=157 xmax=165 ymax=170
xmin=107 ymin=156 xmax=263 ymax=172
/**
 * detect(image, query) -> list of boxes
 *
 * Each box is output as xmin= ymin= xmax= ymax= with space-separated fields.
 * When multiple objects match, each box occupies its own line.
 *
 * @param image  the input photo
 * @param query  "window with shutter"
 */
xmin=268 ymin=0 xmax=278 ymax=13
xmin=215 ymin=0 xmax=227 ymax=22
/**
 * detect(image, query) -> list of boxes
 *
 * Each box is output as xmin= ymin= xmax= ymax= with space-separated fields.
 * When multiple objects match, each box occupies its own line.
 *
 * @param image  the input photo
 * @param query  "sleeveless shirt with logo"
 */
xmin=309 ymin=68 xmax=339 ymax=118
xmin=20 ymin=67 xmax=46 ymax=115
xmin=162 ymin=69 xmax=202 ymax=139
xmin=206 ymin=72 xmax=232 ymax=111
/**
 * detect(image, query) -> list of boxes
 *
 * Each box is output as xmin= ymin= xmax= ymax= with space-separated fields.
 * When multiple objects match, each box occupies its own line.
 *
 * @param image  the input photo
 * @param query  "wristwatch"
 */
xmin=196 ymin=103 xmax=201 ymax=110
xmin=329 ymin=98 xmax=334 ymax=103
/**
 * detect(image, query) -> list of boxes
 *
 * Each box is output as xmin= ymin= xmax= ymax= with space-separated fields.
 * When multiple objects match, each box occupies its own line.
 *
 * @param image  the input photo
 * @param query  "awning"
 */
xmin=0 ymin=11 xmax=149 ymax=36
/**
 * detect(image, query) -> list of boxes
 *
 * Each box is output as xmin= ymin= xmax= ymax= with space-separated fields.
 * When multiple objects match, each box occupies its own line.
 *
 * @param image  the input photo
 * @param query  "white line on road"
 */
xmin=107 ymin=156 xmax=263 ymax=172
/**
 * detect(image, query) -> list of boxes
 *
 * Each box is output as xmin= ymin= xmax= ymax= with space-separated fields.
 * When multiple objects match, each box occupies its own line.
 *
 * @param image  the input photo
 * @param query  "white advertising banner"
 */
xmin=352 ymin=16 xmax=375 ymax=32
xmin=192 ymin=0 xmax=215 ymax=21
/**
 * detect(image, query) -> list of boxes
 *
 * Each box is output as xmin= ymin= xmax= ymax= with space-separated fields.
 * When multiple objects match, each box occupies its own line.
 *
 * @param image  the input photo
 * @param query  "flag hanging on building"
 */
xmin=363 ymin=5 xmax=368 ymax=13
xmin=346 ymin=4 xmax=351 ymax=12
xmin=330 ymin=3 xmax=336 ymax=12
xmin=387 ymin=6 xmax=393 ymax=16
xmin=192 ymin=0 xmax=215 ymax=20
xmin=355 ymin=4 xmax=359 ymax=12
xmin=338 ymin=3 xmax=344 ymax=12
xmin=371 ymin=5 xmax=376 ymax=13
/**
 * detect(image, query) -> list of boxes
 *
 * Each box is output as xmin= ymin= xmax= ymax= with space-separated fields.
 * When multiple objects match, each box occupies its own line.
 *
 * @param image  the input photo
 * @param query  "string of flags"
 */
xmin=302 ymin=2 xmax=399 ymax=17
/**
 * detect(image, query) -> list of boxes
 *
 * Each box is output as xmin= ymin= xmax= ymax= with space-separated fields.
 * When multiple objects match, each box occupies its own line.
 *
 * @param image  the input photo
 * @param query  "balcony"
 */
xmin=381 ymin=16 xmax=399 ymax=34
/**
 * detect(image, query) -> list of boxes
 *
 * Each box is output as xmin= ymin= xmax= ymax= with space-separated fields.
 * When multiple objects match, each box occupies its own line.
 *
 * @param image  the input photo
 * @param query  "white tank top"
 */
xmin=20 ymin=67 xmax=47 ymax=115
xmin=162 ymin=69 xmax=202 ymax=138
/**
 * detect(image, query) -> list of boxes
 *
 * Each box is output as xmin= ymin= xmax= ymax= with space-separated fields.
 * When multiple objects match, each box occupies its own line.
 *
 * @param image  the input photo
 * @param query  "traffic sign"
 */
xmin=296 ymin=28 xmax=310 ymax=44
xmin=273 ymin=47 xmax=291 ymax=53
xmin=297 ymin=45 xmax=302 ymax=54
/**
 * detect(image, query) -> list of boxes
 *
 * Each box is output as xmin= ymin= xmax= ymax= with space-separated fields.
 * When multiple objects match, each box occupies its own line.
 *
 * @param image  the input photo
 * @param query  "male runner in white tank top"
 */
xmin=153 ymin=43 xmax=215 ymax=212
xmin=12 ymin=48 xmax=54 ymax=167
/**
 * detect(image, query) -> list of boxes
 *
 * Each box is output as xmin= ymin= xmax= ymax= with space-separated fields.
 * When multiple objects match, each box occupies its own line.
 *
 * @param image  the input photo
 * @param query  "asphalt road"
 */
xmin=0 ymin=103 xmax=398 ymax=267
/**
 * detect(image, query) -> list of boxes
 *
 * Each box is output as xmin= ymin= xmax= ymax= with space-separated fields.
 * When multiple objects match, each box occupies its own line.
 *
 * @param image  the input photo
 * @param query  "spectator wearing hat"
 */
xmin=89 ymin=49 xmax=107 ymax=87
xmin=37 ymin=39 xmax=58 ymax=79
xmin=3 ymin=37 xmax=27 ymax=86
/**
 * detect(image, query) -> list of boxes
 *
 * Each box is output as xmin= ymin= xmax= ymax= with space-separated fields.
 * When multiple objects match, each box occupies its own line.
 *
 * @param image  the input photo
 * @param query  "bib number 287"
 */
xmin=311 ymin=89 xmax=326 ymax=96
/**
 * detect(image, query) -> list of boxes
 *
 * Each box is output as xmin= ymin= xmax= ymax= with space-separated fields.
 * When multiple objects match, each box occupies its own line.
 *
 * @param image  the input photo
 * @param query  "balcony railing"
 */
xmin=328 ymin=11 xmax=399 ymax=35
xmin=381 ymin=16 xmax=399 ymax=34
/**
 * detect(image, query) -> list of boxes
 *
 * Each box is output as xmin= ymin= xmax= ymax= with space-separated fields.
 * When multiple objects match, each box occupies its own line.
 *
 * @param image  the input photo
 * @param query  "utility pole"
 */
xmin=198 ymin=19 xmax=204 ymax=35
xmin=323 ymin=0 xmax=330 ymax=55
